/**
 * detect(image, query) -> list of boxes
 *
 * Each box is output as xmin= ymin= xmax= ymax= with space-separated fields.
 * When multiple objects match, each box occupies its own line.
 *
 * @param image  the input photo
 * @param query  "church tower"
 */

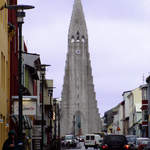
xmin=61 ymin=0 xmax=101 ymax=136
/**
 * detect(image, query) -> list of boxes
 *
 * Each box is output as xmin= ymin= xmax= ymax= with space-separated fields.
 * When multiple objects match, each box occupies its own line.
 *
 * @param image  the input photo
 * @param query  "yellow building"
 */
xmin=132 ymin=87 xmax=142 ymax=112
xmin=0 ymin=0 xmax=10 ymax=149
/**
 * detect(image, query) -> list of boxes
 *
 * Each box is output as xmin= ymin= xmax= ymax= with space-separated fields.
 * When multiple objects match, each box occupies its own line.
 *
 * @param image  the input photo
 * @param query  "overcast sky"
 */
xmin=18 ymin=0 xmax=150 ymax=116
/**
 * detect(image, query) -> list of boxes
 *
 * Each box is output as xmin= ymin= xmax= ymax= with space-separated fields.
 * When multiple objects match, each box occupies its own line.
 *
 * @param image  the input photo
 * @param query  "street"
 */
xmin=62 ymin=142 xmax=100 ymax=150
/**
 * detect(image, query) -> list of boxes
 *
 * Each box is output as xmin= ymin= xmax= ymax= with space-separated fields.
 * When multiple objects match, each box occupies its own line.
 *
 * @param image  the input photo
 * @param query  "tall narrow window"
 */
xmin=142 ymin=88 xmax=147 ymax=100
xmin=4 ymin=55 xmax=5 ymax=90
xmin=71 ymin=36 xmax=75 ymax=43
xmin=1 ymin=52 xmax=5 ymax=89
xmin=76 ymin=31 xmax=80 ymax=41
xmin=0 ymin=52 xmax=2 ymax=87
xmin=6 ymin=61 xmax=8 ymax=94
xmin=82 ymin=36 xmax=85 ymax=43
xmin=143 ymin=110 xmax=148 ymax=121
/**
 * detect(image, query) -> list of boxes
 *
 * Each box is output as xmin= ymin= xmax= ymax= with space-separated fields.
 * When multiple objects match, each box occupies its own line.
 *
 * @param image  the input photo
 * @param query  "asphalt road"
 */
xmin=62 ymin=142 xmax=100 ymax=150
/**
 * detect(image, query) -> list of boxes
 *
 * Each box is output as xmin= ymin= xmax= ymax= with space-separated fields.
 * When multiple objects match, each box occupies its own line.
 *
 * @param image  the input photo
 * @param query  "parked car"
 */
xmin=135 ymin=138 xmax=150 ymax=150
xmin=126 ymin=135 xmax=137 ymax=150
xmin=100 ymin=134 xmax=130 ymax=150
xmin=84 ymin=134 xmax=102 ymax=149
xmin=79 ymin=135 xmax=85 ymax=142
xmin=61 ymin=136 xmax=65 ymax=147
xmin=62 ymin=134 xmax=78 ymax=148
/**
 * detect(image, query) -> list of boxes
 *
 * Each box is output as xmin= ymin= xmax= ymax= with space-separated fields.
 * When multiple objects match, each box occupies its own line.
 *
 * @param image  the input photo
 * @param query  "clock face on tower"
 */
xmin=75 ymin=49 xmax=80 ymax=55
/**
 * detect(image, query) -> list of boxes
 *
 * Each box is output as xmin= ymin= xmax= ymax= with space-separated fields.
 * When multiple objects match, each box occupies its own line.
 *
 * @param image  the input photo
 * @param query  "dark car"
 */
xmin=101 ymin=134 xmax=130 ymax=150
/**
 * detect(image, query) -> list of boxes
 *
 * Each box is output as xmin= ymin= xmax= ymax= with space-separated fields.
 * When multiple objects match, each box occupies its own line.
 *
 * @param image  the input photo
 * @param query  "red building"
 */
xmin=8 ymin=0 xmax=19 ymax=131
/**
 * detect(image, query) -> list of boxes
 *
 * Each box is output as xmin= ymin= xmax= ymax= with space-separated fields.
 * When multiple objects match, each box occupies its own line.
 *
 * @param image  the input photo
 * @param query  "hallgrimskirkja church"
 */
xmin=60 ymin=0 xmax=101 ymax=136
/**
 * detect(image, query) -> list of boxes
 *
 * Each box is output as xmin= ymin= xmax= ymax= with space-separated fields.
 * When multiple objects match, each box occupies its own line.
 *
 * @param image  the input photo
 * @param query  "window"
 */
xmin=91 ymin=136 xmax=95 ymax=140
xmin=71 ymin=36 xmax=75 ymax=43
xmin=86 ymin=136 xmax=90 ymax=140
xmin=142 ymin=88 xmax=147 ymax=100
xmin=1 ymin=52 xmax=5 ymax=89
xmin=76 ymin=31 xmax=80 ymax=41
xmin=143 ymin=110 xmax=148 ymax=121
xmin=82 ymin=36 xmax=85 ymax=42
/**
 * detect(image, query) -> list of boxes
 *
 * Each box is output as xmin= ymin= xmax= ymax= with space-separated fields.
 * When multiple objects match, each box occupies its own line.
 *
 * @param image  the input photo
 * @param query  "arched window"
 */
xmin=81 ymin=36 xmax=85 ymax=42
xmin=76 ymin=31 xmax=80 ymax=41
xmin=71 ymin=36 xmax=75 ymax=43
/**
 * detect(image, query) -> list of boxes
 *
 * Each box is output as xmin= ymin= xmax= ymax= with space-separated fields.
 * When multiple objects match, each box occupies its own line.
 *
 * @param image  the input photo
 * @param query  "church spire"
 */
xmin=68 ymin=0 xmax=88 ymax=39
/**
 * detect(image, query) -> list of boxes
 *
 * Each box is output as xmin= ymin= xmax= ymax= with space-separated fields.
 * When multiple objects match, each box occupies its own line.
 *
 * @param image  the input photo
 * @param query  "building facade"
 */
xmin=140 ymin=84 xmax=148 ymax=137
xmin=122 ymin=91 xmax=131 ymax=135
xmin=131 ymin=88 xmax=142 ymax=136
xmin=146 ymin=76 xmax=150 ymax=137
xmin=104 ymin=87 xmax=142 ymax=137
xmin=0 ymin=0 xmax=9 ymax=149
xmin=8 ymin=0 xmax=19 ymax=134
xmin=61 ymin=0 xmax=101 ymax=136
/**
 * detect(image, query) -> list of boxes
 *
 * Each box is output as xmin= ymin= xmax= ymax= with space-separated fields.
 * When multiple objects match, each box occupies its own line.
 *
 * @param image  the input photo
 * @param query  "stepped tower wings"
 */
xmin=69 ymin=0 xmax=87 ymax=39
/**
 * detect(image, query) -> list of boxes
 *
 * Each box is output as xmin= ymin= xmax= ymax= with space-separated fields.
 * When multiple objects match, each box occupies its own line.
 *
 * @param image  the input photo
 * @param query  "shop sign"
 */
xmin=14 ymin=101 xmax=36 ymax=115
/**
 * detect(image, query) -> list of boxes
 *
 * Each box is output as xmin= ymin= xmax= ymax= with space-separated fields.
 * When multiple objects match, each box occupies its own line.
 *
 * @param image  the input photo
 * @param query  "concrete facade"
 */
xmin=61 ymin=0 xmax=101 ymax=136
xmin=118 ymin=103 xmax=124 ymax=134
xmin=122 ymin=91 xmax=131 ymax=135
xmin=122 ymin=89 xmax=142 ymax=136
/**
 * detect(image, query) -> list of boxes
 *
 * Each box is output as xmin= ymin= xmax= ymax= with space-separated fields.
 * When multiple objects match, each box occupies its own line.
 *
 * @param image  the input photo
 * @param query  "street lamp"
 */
xmin=5 ymin=4 xmax=34 ymax=139
xmin=40 ymin=64 xmax=50 ymax=150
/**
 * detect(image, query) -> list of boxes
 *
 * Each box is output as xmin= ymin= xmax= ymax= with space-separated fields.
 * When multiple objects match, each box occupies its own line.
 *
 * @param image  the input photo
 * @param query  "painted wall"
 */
xmin=113 ymin=112 xmax=119 ymax=134
xmin=8 ymin=0 xmax=18 ymax=97
xmin=127 ymin=88 xmax=142 ymax=135
xmin=44 ymin=79 xmax=53 ymax=105
xmin=0 ymin=0 xmax=9 ymax=149
xmin=132 ymin=88 xmax=142 ymax=113
xmin=8 ymin=0 xmax=19 ymax=135
xmin=123 ymin=92 xmax=131 ymax=119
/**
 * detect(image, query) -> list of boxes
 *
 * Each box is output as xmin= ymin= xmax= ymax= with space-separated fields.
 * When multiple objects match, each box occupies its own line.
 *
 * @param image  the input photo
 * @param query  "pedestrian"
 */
xmin=22 ymin=131 xmax=29 ymax=150
xmin=2 ymin=130 xmax=17 ymax=150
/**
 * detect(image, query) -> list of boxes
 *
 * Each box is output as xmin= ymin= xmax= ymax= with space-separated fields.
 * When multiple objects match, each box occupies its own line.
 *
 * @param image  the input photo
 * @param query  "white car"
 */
xmin=135 ymin=137 xmax=150 ymax=150
xmin=84 ymin=134 xmax=102 ymax=149
xmin=63 ymin=135 xmax=77 ymax=147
